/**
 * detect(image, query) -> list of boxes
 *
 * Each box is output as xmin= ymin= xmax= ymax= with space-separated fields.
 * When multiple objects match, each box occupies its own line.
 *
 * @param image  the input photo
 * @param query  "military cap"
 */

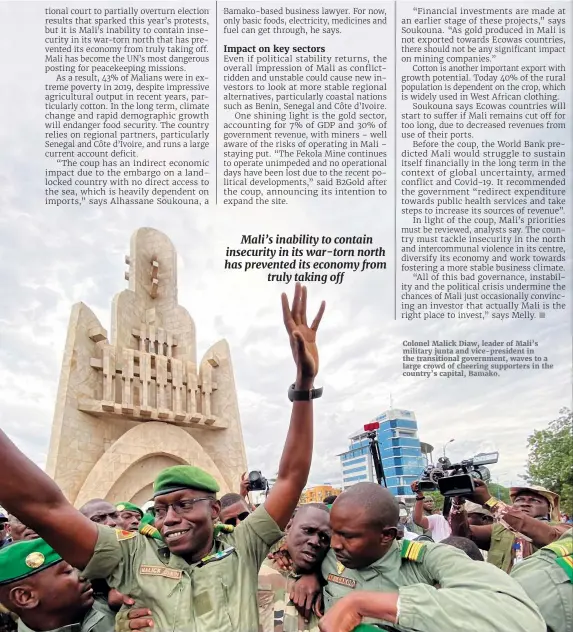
xmin=153 ymin=465 xmax=220 ymax=498
xmin=0 ymin=539 xmax=61 ymax=585
xmin=115 ymin=501 xmax=143 ymax=516
xmin=510 ymin=485 xmax=561 ymax=522
xmin=465 ymin=501 xmax=492 ymax=517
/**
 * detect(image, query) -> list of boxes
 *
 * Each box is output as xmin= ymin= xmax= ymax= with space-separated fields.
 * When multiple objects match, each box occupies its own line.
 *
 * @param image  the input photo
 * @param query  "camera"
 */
xmin=417 ymin=451 xmax=499 ymax=497
xmin=247 ymin=470 xmax=268 ymax=492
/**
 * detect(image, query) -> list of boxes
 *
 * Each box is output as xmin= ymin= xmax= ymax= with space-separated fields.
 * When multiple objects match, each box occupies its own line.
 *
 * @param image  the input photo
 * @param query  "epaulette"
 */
xmin=555 ymin=555 xmax=573 ymax=581
xmin=401 ymin=539 xmax=426 ymax=563
xmin=139 ymin=523 xmax=163 ymax=541
xmin=543 ymin=538 xmax=573 ymax=581
xmin=214 ymin=523 xmax=234 ymax=537
xmin=543 ymin=538 xmax=573 ymax=558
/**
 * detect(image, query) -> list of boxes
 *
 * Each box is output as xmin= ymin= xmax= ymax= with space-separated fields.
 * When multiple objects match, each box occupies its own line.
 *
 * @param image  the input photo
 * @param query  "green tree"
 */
xmin=524 ymin=408 xmax=573 ymax=516
xmin=488 ymin=482 xmax=511 ymax=503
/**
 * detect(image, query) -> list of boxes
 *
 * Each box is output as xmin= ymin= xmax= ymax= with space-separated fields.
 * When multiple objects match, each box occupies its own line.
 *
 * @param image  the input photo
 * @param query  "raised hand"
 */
xmin=281 ymin=283 xmax=325 ymax=387
xmin=239 ymin=472 xmax=249 ymax=499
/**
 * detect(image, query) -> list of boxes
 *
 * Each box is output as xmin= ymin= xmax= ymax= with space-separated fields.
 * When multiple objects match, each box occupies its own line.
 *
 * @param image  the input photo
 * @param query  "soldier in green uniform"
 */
xmin=0 ymin=538 xmax=115 ymax=632
xmin=120 ymin=503 xmax=331 ymax=632
xmin=510 ymin=528 xmax=573 ymax=632
xmin=114 ymin=504 xmax=143 ymax=533
xmin=450 ymin=481 xmax=568 ymax=573
xmin=0 ymin=283 xmax=325 ymax=632
xmin=316 ymin=483 xmax=545 ymax=632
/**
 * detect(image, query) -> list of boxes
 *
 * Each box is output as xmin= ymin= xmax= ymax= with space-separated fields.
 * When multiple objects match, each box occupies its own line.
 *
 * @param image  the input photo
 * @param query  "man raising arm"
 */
xmin=0 ymin=283 xmax=325 ymax=631
xmin=410 ymin=482 xmax=450 ymax=542
xmin=450 ymin=480 xmax=568 ymax=572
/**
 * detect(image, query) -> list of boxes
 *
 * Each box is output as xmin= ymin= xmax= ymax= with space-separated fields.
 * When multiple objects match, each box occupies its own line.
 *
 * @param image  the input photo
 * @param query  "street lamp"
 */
xmin=443 ymin=439 xmax=455 ymax=458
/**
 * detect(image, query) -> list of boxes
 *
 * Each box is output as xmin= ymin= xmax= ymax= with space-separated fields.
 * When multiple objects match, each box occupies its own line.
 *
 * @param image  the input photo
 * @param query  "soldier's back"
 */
xmin=510 ymin=529 xmax=573 ymax=632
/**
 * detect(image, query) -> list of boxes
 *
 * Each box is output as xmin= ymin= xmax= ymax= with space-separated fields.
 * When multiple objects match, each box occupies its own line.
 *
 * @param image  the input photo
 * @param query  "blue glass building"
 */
xmin=338 ymin=409 xmax=425 ymax=499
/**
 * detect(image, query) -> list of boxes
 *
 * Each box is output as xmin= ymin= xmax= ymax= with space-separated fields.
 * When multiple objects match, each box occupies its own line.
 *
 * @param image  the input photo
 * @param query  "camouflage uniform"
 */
xmin=257 ymin=559 xmax=320 ymax=632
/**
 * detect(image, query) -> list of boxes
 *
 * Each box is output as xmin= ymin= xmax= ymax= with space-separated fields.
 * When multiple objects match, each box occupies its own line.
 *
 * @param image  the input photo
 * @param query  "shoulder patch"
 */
xmin=115 ymin=529 xmax=137 ymax=541
xmin=139 ymin=523 xmax=162 ymax=541
xmin=213 ymin=523 xmax=234 ymax=537
xmin=543 ymin=538 xmax=573 ymax=558
xmin=401 ymin=539 xmax=426 ymax=563
xmin=555 ymin=555 xmax=573 ymax=582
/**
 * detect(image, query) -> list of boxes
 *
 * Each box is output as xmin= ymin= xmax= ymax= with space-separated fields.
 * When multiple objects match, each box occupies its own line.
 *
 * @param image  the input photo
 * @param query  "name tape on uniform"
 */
xmin=140 ymin=565 xmax=183 ymax=580
xmin=326 ymin=573 xmax=356 ymax=588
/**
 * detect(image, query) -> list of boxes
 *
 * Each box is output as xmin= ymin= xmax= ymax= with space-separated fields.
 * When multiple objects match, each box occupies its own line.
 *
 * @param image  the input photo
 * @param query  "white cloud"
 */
xmin=0 ymin=2 xmax=570 ymax=500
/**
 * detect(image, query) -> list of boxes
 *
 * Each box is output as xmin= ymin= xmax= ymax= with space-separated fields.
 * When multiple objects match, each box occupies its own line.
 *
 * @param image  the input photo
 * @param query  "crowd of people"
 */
xmin=0 ymin=284 xmax=571 ymax=632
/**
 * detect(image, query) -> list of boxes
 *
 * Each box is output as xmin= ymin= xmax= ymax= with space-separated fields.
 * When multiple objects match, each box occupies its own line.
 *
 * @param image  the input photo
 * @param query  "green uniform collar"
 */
xmin=328 ymin=541 xmax=401 ymax=582
xmin=17 ymin=600 xmax=115 ymax=632
xmin=362 ymin=540 xmax=402 ymax=579
xmin=330 ymin=539 xmax=426 ymax=582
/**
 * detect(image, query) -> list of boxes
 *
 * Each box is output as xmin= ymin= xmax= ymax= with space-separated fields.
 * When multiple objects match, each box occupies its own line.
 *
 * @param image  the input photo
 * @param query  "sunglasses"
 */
xmin=224 ymin=512 xmax=250 ymax=526
xmin=153 ymin=498 xmax=212 ymax=520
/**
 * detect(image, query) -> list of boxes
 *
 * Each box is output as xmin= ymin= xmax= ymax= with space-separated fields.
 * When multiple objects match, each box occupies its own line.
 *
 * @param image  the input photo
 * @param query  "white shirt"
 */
xmin=402 ymin=527 xmax=419 ymax=541
xmin=426 ymin=513 xmax=452 ymax=542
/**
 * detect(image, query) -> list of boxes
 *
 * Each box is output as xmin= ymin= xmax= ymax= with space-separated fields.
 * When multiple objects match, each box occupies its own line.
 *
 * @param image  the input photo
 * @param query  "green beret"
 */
xmin=115 ymin=502 xmax=143 ymax=516
xmin=153 ymin=465 xmax=220 ymax=498
xmin=0 ymin=539 xmax=61 ymax=585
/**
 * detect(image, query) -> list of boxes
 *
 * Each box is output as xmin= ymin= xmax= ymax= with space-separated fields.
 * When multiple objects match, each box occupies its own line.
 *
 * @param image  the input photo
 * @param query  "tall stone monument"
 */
xmin=46 ymin=228 xmax=247 ymax=507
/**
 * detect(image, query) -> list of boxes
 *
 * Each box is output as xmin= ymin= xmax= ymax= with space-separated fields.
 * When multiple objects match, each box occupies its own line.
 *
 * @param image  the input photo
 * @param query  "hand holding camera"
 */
xmin=416 ymin=452 xmax=499 ymax=498
xmin=467 ymin=479 xmax=492 ymax=506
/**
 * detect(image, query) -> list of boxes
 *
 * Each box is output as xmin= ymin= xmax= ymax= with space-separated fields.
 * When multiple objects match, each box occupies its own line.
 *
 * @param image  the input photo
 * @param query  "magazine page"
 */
xmin=0 ymin=0 xmax=571 ymax=631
